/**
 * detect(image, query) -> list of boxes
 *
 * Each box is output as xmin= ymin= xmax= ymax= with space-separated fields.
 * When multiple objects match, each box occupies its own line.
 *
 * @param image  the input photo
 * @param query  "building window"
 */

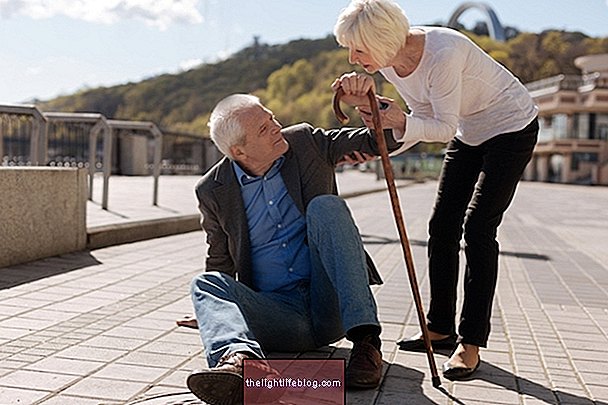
xmin=538 ymin=116 xmax=553 ymax=142
xmin=552 ymin=114 xmax=568 ymax=139
xmin=571 ymin=152 xmax=598 ymax=171
xmin=577 ymin=113 xmax=589 ymax=139
xmin=599 ymin=125 xmax=608 ymax=141
xmin=595 ymin=114 xmax=608 ymax=140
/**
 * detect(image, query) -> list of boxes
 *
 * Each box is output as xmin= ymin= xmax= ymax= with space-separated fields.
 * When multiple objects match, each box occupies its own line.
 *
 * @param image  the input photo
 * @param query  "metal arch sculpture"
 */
xmin=447 ymin=2 xmax=506 ymax=42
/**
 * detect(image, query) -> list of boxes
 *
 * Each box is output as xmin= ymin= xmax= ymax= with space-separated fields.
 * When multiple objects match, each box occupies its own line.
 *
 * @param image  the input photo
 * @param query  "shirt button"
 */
xmin=288 ymin=268 xmax=294 ymax=273
xmin=282 ymin=243 xmax=287 ymax=248
xmin=268 ymin=200 xmax=274 ymax=205
xmin=277 ymin=224 xmax=282 ymax=229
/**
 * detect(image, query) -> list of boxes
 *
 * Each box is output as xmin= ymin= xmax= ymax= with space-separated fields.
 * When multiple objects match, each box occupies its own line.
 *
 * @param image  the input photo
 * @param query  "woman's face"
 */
xmin=348 ymin=46 xmax=381 ymax=73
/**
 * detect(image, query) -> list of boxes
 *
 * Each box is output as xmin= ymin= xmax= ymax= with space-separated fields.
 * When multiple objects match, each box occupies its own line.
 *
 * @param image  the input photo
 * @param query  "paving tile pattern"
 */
xmin=0 ymin=174 xmax=607 ymax=404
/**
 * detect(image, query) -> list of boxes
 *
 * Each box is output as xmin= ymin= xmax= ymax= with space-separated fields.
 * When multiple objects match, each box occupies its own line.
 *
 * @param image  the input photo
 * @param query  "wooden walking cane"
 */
xmin=333 ymin=88 xmax=441 ymax=388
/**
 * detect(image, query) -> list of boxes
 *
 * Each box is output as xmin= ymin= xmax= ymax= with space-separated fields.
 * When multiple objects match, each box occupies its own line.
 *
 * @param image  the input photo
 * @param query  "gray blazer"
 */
xmin=195 ymin=122 xmax=401 ymax=289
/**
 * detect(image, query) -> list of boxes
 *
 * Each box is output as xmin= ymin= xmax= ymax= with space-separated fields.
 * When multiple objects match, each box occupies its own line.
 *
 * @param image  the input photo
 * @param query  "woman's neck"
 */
xmin=391 ymin=29 xmax=425 ymax=78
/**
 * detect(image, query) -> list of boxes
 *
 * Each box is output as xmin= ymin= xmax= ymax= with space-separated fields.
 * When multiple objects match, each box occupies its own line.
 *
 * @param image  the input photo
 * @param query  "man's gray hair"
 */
xmin=208 ymin=94 xmax=261 ymax=159
xmin=334 ymin=0 xmax=410 ymax=67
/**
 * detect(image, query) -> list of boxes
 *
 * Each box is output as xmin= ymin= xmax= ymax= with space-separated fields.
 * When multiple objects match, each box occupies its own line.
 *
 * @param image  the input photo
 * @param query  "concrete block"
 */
xmin=0 ymin=167 xmax=87 ymax=268
xmin=119 ymin=136 xmax=148 ymax=175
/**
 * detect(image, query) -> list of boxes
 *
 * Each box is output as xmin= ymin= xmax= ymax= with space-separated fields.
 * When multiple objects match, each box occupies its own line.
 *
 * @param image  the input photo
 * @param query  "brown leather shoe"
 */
xmin=187 ymin=352 xmax=284 ymax=405
xmin=345 ymin=337 xmax=383 ymax=389
xmin=187 ymin=352 xmax=247 ymax=405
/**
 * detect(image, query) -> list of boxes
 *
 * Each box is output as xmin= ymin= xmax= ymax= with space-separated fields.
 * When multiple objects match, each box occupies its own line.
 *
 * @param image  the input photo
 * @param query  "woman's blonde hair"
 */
xmin=334 ymin=0 xmax=410 ymax=66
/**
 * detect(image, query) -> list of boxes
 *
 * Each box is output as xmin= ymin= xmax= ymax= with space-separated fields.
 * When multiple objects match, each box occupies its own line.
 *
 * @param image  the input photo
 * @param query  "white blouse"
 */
xmin=380 ymin=27 xmax=538 ymax=154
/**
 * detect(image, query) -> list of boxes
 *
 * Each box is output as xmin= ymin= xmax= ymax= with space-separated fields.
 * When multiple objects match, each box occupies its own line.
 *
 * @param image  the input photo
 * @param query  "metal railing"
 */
xmin=1 ymin=104 xmax=204 ymax=210
xmin=43 ymin=112 xmax=110 ymax=203
xmin=106 ymin=119 xmax=163 ymax=207
xmin=525 ymin=73 xmax=608 ymax=94
xmin=0 ymin=104 xmax=47 ymax=166
xmin=161 ymin=130 xmax=214 ymax=175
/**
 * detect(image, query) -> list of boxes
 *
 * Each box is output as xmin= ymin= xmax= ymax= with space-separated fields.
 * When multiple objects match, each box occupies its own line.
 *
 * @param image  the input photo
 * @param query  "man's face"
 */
xmin=233 ymin=103 xmax=288 ymax=173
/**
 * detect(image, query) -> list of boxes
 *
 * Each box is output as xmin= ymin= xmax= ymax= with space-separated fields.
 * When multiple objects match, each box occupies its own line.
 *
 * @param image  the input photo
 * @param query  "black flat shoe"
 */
xmin=442 ymin=356 xmax=480 ymax=381
xmin=397 ymin=334 xmax=457 ymax=352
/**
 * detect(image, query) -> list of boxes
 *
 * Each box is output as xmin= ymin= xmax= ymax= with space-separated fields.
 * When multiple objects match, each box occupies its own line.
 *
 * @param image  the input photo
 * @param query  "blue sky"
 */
xmin=1 ymin=0 xmax=607 ymax=104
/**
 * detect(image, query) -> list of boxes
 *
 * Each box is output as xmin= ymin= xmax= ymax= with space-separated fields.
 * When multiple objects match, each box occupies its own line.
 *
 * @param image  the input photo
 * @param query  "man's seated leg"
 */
xmin=187 ymin=271 xmax=317 ymax=404
xmin=306 ymin=195 xmax=383 ymax=389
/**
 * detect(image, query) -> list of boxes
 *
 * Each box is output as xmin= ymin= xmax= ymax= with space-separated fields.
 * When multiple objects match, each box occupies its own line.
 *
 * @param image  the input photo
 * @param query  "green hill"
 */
xmin=40 ymin=36 xmax=342 ymax=133
xmin=38 ymin=31 xmax=608 ymax=135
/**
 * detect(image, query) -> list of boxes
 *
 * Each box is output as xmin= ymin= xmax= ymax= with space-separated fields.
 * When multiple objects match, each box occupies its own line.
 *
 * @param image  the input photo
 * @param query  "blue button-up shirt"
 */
xmin=232 ymin=158 xmax=311 ymax=292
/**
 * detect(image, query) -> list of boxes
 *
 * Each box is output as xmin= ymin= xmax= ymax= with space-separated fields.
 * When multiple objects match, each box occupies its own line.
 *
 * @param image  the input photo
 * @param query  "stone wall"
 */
xmin=0 ymin=167 xmax=87 ymax=268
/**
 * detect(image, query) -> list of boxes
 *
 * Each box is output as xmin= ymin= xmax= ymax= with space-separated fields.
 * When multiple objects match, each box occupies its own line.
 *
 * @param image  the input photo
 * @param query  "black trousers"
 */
xmin=426 ymin=118 xmax=538 ymax=347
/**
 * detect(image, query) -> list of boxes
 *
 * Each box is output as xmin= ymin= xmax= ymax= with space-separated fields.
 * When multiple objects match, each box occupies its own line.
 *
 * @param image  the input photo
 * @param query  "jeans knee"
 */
xmin=307 ymin=195 xmax=348 ymax=225
xmin=190 ymin=271 xmax=233 ymax=298
xmin=308 ymin=195 xmax=344 ymax=214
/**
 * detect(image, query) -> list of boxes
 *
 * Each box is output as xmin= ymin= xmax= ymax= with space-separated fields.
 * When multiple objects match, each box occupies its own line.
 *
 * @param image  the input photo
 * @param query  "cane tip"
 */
xmin=432 ymin=376 xmax=442 ymax=388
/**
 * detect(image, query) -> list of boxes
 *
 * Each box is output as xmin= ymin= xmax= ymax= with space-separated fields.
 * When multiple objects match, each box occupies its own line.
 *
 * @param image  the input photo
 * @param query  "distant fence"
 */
xmin=0 ymin=104 xmax=47 ymax=166
xmin=373 ymin=152 xmax=444 ymax=181
xmin=0 ymin=103 xmax=220 ymax=210
xmin=160 ymin=130 xmax=222 ymax=175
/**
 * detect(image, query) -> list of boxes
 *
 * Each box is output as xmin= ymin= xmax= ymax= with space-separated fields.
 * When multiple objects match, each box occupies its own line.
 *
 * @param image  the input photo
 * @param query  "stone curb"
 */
xmin=87 ymin=214 xmax=201 ymax=250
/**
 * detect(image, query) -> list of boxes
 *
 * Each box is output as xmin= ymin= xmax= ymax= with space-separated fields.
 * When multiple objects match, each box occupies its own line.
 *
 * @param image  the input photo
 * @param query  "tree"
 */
xmin=36 ymin=31 xmax=608 ymax=137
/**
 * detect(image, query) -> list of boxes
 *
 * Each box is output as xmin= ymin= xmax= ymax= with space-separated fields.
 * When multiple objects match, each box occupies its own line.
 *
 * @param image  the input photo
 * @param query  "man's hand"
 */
xmin=338 ymin=151 xmax=376 ymax=166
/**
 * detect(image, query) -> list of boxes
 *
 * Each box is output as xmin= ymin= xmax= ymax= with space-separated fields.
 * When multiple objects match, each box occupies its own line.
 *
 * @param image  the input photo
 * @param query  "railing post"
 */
xmin=152 ymin=126 xmax=163 ymax=206
xmin=30 ymin=119 xmax=40 ymax=165
xmin=102 ymin=126 xmax=113 ymax=210
xmin=38 ymin=119 xmax=48 ymax=165
xmin=0 ymin=117 xmax=4 ymax=164
xmin=88 ymin=121 xmax=103 ymax=201
xmin=23 ymin=106 xmax=48 ymax=166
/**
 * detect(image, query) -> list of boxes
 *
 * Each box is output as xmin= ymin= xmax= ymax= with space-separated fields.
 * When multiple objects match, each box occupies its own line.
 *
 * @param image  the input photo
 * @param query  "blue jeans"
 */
xmin=191 ymin=195 xmax=380 ymax=367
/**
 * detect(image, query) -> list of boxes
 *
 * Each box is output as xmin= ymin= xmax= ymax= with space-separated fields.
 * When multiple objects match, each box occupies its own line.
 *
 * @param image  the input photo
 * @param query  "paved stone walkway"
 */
xmin=1 ymin=172 xmax=607 ymax=404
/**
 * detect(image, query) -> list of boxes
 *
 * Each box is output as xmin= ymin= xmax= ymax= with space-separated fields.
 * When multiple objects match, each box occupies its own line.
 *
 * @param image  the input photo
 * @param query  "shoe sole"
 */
xmin=442 ymin=358 xmax=481 ymax=381
xmin=397 ymin=337 xmax=457 ymax=352
xmin=187 ymin=371 xmax=243 ymax=405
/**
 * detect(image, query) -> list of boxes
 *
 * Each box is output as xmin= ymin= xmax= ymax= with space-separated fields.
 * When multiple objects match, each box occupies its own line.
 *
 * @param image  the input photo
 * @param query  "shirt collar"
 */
xmin=232 ymin=156 xmax=285 ymax=187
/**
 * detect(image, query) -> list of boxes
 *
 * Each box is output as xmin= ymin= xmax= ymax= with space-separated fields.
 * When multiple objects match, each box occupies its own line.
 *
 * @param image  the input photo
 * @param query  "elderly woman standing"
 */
xmin=332 ymin=0 xmax=538 ymax=381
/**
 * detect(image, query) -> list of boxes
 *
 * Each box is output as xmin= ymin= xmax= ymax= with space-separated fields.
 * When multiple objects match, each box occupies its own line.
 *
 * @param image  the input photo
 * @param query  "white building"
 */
xmin=525 ymin=53 xmax=608 ymax=185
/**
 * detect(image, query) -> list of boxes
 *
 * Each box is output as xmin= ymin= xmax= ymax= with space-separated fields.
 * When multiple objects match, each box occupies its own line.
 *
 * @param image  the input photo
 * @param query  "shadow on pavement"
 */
xmin=371 ymin=361 xmax=451 ymax=405
xmin=378 ymin=355 xmax=601 ymax=405
xmin=361 ymin=234 xmax=549 ymax=261
xmin=123 ymin=353 xmax=603 ymax=404
xmin=472 ymin=361 xmax=603 ymax=405
xmin=88 ymin=200 xmax=130 ymax=219
xmin=321 ymin=346 xmax=442 ymax=404
xmin=0 ymin=251 xmax=102 ymax=290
